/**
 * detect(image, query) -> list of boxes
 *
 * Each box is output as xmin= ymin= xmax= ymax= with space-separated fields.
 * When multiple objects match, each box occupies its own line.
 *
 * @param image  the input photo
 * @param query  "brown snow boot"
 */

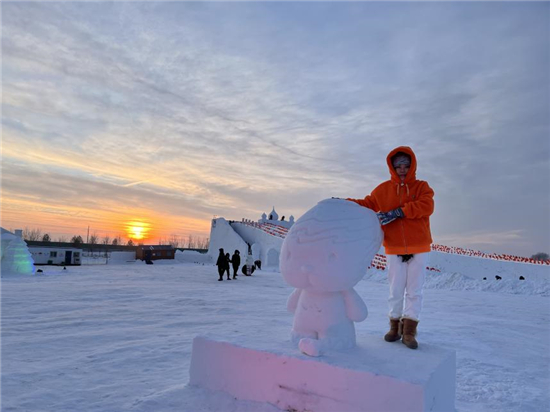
xmin=402 ymin=318 xmax=419 ymax=349
xmin=384 ymin=318 xmax=402 ymax=342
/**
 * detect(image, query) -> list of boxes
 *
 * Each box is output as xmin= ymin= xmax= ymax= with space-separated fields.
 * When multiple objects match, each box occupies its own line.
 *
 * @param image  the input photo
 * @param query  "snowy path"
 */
xmin=1 ymin=263 xmax=548 ymax=411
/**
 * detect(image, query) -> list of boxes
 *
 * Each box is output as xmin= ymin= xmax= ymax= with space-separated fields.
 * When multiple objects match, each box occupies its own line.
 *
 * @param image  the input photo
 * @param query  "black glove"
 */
xmin=376 ymin=208 xmax=404 ymax=225
xmin=398 ymin=254 xmax=414 ymax=263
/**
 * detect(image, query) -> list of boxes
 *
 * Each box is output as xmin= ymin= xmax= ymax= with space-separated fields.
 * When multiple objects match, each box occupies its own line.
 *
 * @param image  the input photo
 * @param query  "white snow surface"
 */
xmin=1 ymin=260 xmax=549 ymax=412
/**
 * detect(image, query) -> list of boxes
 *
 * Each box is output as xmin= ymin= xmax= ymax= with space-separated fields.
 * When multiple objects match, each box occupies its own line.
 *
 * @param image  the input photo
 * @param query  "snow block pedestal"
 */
xmin=189 ymin=334 xmax=456 ymax=412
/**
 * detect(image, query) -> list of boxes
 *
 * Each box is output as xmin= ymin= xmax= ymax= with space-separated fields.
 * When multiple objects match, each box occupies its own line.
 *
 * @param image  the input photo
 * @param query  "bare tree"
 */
xmin=127 ymin=239 xmax=135 ymax=246
xmin=23 ymin=227 xmax=42 ymax=241
xmin=102 ymin=235 xmax=111 ymax=245
xmin=42 ymin=233 xmax=51 ymax=242
xmin=112 ymin=235 xmax=123 ymax=246
xmin=187 ymin=234 xmax=195 ymax=249
xmin=200 ymin=237 xmax=210 ymax=249
xmin=169 ymin=234 xmax=180 ymax=248
xmin=71 ymin=235 xmax=83 ymax=245
xmin=531 ymin=252 xmax=550 ymax=261
xmin=89 ymin=232 xmax=99 ymax=245
xmin=57 ymin=235 xmax=68 ymax=242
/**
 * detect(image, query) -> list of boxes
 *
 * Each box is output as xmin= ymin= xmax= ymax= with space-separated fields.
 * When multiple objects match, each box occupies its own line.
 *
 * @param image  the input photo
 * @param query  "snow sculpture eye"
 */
xmin=328 ymin=252 xmax=337 ymax=262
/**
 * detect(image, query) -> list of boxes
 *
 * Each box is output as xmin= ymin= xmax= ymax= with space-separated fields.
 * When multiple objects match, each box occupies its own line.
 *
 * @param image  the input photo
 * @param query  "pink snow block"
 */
xmin=189 ymin=335 xmax=456 ymax=412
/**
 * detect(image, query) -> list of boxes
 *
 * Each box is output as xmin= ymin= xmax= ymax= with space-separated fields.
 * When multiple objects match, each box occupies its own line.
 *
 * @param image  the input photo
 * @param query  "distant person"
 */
xmin=347 ymin=146 xmax=434 ymax=350
xmin=242 ymin=253 xmax=256 ymax=276
xmin=231 ymin=250 xmax=241 ymax=279
xmin=145 ymin=250 xmax=153 ymax=264
xmin=281 ymin=216 xmax=285 ymax=221
xmin=225 ymin=253 xmax=232 ymax=280
xmin=216 ymin=248 xmax=229 ymax=281
xmin=254 ymin=259 xmax=262 ymax=270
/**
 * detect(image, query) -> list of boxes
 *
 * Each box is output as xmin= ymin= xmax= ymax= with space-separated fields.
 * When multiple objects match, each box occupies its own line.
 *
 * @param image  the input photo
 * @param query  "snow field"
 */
xmin=1 ymin=262 xmax=549 ymax=412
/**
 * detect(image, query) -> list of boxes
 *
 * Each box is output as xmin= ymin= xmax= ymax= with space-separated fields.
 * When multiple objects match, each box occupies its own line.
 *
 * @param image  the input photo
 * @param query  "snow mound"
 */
xmin=175 ymin=250 xmax=212 ymax=264
xmin=108 ymin=251 xmax=136 ymax=264
xmin=364 ymin=269 xmax=550 ymax=296
xmin=1 ymin=229 xmax=35 ymax=275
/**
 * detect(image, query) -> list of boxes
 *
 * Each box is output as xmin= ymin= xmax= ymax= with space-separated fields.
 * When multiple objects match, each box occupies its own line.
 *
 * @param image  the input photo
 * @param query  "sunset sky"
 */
xmin=2 ymin=2 xmax=549 ymax=256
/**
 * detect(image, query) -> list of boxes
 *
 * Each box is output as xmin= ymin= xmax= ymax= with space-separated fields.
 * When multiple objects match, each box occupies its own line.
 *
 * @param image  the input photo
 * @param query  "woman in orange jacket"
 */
xmin=348 ymin=146 xmax=434 ymax=349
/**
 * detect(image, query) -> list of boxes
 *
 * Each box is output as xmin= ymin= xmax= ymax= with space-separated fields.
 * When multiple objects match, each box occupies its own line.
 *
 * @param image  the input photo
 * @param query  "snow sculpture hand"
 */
xmin=280 ymin=198 xmax=383 ymax=357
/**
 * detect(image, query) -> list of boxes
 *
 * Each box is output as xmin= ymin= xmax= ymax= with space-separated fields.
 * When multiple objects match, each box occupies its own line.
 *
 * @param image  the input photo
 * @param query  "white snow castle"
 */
xmin=206 ymin=207 xmax=294 ymax=269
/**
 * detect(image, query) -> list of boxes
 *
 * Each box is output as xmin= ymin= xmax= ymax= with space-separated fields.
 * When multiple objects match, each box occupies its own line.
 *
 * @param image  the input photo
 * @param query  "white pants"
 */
xmin=387 ymin=252 xmax=430 ymax=321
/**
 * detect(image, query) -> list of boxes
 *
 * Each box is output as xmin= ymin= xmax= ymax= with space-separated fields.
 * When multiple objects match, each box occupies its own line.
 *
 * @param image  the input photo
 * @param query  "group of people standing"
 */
xmin=216 ymin=248 xmax=259 ymax=281
xmin=216 ymin=248 xmax=240 ymax=281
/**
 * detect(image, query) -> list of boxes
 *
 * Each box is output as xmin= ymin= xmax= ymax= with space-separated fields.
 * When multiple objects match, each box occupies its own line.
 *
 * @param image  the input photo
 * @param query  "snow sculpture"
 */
xmin=280 ymin=198 xmax=382 ymax=357
xmin=1 ymin=228 xmax=35 ymax=275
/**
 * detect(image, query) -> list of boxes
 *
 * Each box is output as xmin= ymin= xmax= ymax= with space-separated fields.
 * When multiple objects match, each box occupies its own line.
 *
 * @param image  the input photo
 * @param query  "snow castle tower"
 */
xmin=268 ymin=207 xmax=279 ymax=221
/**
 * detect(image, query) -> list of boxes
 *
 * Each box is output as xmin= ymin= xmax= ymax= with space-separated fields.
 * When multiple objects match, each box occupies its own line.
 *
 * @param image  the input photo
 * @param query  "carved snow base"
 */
xmin=189 ymin=335 xmax=456 ymax=412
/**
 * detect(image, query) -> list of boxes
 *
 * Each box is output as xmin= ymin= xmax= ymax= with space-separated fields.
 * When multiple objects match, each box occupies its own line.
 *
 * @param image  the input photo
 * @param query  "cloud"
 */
xmin=2 ymin=2 xmax=548 ymax=256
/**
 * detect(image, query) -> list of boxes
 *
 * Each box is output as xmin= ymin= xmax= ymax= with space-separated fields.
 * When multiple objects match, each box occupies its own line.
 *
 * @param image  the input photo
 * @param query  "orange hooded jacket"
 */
xmin=348 ymin=146 xmax=434 ymax=255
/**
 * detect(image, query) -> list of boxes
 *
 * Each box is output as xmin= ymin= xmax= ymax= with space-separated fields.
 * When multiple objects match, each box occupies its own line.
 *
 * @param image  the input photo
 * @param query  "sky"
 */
xmin=1 ymin=1 xmax=549 ymax=256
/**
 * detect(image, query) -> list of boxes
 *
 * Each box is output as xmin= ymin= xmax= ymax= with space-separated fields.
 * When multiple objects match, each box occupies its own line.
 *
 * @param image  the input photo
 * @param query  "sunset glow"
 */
xmin=125 ymin=221 xmax=151 ymax=241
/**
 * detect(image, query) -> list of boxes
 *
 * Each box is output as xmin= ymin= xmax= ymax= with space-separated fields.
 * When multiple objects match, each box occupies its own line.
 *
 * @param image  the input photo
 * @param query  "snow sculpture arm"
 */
xmin=342 ymin=288 xmax=368 ymax=322
xmin=287 ymin=288 xmax=302 ymax=313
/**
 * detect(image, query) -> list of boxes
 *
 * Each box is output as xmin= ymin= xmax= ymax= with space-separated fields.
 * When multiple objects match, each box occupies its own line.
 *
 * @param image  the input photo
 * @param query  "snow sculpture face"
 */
xmin=280 ymin=198 xmax=382 ymax=292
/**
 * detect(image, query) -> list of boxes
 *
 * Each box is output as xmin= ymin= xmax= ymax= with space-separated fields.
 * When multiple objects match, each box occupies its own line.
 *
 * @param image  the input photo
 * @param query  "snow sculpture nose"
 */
xmin=300 ymin=264 xmax=314 ymax=274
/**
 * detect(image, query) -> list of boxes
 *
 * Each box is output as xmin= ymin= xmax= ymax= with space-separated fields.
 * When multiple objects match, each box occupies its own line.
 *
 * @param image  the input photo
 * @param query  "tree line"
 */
xmin=18 ymin=227 xmax=209 ymax=249
xmin=158 ymin=234 xmax=210 ymax=249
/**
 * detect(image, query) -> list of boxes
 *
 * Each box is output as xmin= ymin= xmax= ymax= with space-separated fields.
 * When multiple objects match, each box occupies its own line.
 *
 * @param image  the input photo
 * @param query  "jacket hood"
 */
xmin=386 ymin=146 xmax=417 ymax=184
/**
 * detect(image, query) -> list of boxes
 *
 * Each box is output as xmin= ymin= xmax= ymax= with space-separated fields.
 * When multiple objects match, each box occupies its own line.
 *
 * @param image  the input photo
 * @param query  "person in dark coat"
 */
xmin=231 ymin=250 xmax=241 ymax=279
xmin=225 ymin=253 xmax=232 ymax=280
xmin=254 ymin=259 xmax=262 ymax=270
xmin=216 ymin=248 xmax=229 ymax=281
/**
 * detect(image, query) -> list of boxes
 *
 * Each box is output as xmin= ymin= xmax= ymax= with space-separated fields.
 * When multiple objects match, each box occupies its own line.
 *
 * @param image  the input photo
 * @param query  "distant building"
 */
xmin=136 ymin=245 xmax=175 ymax=261
xmin=30 ymin=246 xmax=83 ymax=266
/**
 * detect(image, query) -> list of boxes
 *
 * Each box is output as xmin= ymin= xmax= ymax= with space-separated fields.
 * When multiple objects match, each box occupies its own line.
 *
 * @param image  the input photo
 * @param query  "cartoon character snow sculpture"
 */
xmin=280 ymin=198 xmax=383 ymax=357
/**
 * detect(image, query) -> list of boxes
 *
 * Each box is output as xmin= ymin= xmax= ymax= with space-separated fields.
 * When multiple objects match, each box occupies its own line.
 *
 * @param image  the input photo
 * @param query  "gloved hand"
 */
xmin=376 ymin=208 xmax=404 ymax=225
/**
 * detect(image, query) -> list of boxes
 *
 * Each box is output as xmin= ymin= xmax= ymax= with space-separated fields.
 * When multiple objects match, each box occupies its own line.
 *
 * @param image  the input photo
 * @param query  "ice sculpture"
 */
xmin=280 ymin=198 xmax=382 ymax=356
xmin=1 ymin=229 xmax=35 ymax=275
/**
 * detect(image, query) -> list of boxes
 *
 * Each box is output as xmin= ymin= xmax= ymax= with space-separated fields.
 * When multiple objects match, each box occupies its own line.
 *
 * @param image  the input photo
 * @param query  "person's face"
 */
xmin=394 ymin=164 xmax=409 ymax=180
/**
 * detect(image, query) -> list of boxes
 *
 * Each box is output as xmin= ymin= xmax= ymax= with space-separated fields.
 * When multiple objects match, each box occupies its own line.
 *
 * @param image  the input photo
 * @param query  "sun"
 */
xmin=130 ymin=226 xmax=145 ymax=240
xmin=125 ymin=221 xmax=151 ymax=241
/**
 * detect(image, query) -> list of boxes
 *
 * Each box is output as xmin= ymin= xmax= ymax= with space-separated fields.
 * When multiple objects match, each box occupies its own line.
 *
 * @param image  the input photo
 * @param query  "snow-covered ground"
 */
xmin=2 ymin=261 xmax=549 ymax=412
